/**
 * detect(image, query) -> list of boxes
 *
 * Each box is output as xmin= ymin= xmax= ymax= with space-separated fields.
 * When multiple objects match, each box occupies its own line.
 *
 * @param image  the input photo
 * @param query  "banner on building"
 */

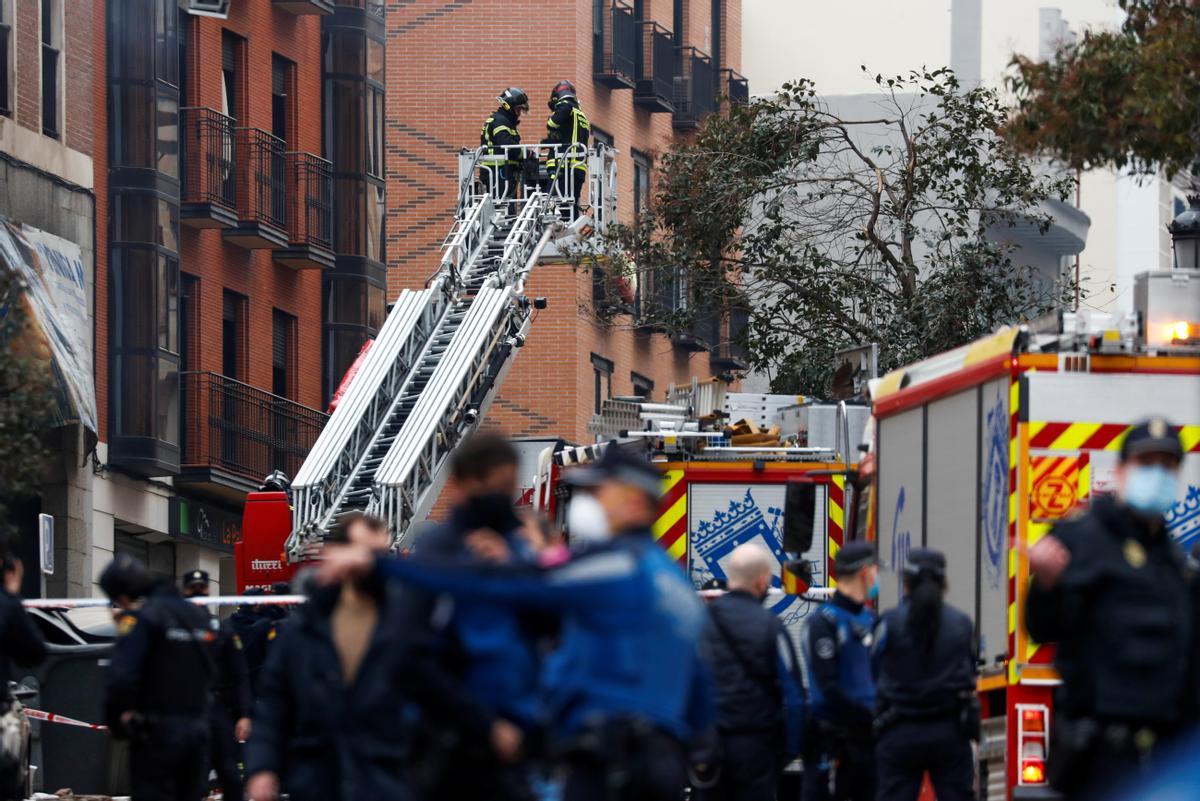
xmin=0 ymin=218 xmax=96 ymax=433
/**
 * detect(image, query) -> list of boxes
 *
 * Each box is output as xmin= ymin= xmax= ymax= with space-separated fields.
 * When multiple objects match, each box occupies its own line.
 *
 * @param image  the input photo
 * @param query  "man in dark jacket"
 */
xmin=182 ymin=569 xmax=252 ymax=801
xmin=702 ymin=542 xmax=804 ymax=801
xmin=102 ymin=555 xmax=218 ymax=801
xmin=1027 ymin=418 xmax=1195 ymax=800
xmin=543 ymin=80 xmax=590 ymax=216
xmin=0 ymin=541 xmax=45 ymax=801
xmin=229 ymin=587 xmax=275 ymax=693
xmin=480 ymin=87 xmax=529 ymax=202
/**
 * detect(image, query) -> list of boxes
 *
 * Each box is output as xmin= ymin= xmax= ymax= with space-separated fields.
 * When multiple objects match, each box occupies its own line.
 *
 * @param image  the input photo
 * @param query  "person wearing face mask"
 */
xmin=1026 ymin=417 xmax=1195 ymax=801
xmin=316 ymin=445 xmax=715 ymax=801
xmin=700 ymin=543 xmax=806 ymax=801
xmin=801 ymin=541 xmax=879 ymax=801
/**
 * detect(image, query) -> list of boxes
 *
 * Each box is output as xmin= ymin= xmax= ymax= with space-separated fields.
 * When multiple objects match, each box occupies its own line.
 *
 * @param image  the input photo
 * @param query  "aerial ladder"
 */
xmin=284 ymin=143 xmax=617 ymax=559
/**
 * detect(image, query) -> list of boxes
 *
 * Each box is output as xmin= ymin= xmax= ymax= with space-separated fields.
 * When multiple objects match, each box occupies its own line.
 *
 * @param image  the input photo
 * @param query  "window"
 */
xmin=591 ymin=353 xmax=613 ymax=414
xmin=272 ymin=309 xmax=296 ymax=399
xmin=41 ymin=0 xmax=60 ymax=138
xmin=272 ymin=54 xmax=293 ymax=145
xmin=0 ymin=0 xmax=11 ymax=117
xmin=591 ymin=125 xmax=614 ymax=150
xmin=367 ymin=85 xmax=383 ymax=177
xmin=221 ymin=290 xmax=245 ymax=381
xmin=631 ymin=372 xmax=654 ymax=399
xmin=632 ymin=150 xmax=652 ymax=221
xmin=221 ymin=31 xmax=241 ymax=121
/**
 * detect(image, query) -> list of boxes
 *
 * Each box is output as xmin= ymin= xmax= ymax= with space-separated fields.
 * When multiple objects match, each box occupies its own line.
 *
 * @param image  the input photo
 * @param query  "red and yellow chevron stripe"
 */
xmin=652 ymin=469 xmax=688 ymax=567
xmin=1029 ymin=422 xmax=1200 ymax=453
xmin=1008 ymin=380 xmax=1020 ymax=685
xmin=828 ymin=475 xmax=845 ymax=588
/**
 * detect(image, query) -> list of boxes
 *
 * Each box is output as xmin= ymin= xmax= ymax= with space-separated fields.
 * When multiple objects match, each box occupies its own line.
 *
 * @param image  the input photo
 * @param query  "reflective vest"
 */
xmin=546 ymin=100 xmax=590 ymax=173
xmin=481 ymin=110 xmax=521 ymax=167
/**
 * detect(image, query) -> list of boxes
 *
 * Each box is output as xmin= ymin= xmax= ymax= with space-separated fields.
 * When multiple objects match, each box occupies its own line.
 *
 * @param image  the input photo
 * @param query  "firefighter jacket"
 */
xmin=1026 ymin=494 xmax=1196 ymax=727
xmin=480 ymin=107 xmax=522 ymax=168
xmin=544 ymin=98 xmax=590 ymax=173
xmin=374 ymin=530 xmax=716 ymax=743
xmin=871 ymin=599 xmax=976 ymax=720
xmin=804 ymin=591 xmax=876 ymax=733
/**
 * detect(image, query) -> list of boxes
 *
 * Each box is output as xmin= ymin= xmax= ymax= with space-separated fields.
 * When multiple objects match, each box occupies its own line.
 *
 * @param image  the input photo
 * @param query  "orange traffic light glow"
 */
xmin=1021 ymin=760 xmax=1047 ymax=785
xmin=1163 ymin=320 xmax=1193 ymax=342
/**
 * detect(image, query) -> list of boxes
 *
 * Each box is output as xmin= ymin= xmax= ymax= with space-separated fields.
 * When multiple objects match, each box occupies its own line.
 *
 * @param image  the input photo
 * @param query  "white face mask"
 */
xmin=566 ymin=493 xmax=611 ymax=546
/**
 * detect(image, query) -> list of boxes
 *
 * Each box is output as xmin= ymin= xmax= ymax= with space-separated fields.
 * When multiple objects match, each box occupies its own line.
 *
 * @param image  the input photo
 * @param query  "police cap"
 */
xmin=564 ymin=445 xmax=661 ymax=500
xmin=902 ymin=547 xmax=947 ymax=581
xmin=833 ymin=541 xmax=877 ymax=577
xmin=99 ymin=555 xmax=154 ymax=602
xmin=182 ymin=568 xmax=210 ymax=588
xmin=1119 ymin=417 xmax=1184 ymax=463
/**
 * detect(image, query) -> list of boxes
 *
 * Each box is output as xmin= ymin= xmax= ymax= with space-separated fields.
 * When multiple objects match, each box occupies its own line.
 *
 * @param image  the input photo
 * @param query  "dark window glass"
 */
xmin=325 ymin=28 xmax=365 ymax=75
xmin=367 ymin=282 xmax=384 ymax=332
xmin=41 ymin=0 xmax=58 ymax=138
xmin=117 ymin=250 xmax=157 ymax=350
xmin=367 ymin=85 xmax=383 ymax=178
xmin=222 ymin=290 xmax=244 ymax=380
xmin=329 ymin=79 xmax=365 ymax=172
xmin=632 ymin=151 xmax=651 ymax=221
xmin=591 ymin=126 xmax=614 ymax=149
xmin=333 ymin=176 xmax=364 ymax=255
xmin=112 ymin=83 xmax=155 ymax=168
xmin=155 ymin=0 xmax=176 ymax=86
xmin=272 ymin=309 xmax=295 ymax=399
xmin=222 ymin=31 xmax=239 ymax=120
xmin=177 ymin=8 xmax=188 ymax=104
xmin=272 ymin=54 xmax=292 ymax=145
xmin=632 ymin=372 xmax=654 ymax=399
xmin=591 ymin=354 xmax=613 ymax=414
xmin=116 ymin=354 xmax=154 ymax=437
xmin=1 ymin=2 xmax=10 ymax=117
xmin=157 ymin=354 xmax=179 ymax=446
xmin=326 ymin=328 xmax=367 ymax=403
xmin=109 ymin=0 xmax=154 ymax=81
xmin=327 ymin=276 xmax=366 ymax=324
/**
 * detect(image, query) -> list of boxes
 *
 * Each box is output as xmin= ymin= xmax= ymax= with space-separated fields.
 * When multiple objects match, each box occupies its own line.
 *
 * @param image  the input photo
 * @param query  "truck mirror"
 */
xmin=783 ymin=482 xmax=817 ymax=555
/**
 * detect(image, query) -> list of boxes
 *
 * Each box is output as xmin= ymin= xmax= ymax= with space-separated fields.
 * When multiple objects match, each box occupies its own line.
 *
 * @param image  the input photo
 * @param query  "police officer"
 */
xmin=1027 ymin=417 xmax=1196 ymax=800
xmin=871 ymin=548 xmax=977 ymax=801
xmin=318 ymin=445 xmax=715 ymax=801
xmin=543 ymin=80 xmax=590 ymax=216
xmin=182 ymin=569 xmax=252 ymax=801
xmin=0 ymin=538 xmax=45 ymax=801
xmin=802 ymin=542 xmax=878 ymax=801
xmin=102 ymin=555 xmax=218 ymax=801
xmin=481 ymin=87 xmax=529 ymax=202
xmin=230 ymin=587 xmax=276 ymax=693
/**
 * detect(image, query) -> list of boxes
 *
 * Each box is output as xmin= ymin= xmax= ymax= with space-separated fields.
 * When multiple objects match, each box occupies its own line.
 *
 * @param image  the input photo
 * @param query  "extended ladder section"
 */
xmin=286 ymin=161 xmax=591 ymax=558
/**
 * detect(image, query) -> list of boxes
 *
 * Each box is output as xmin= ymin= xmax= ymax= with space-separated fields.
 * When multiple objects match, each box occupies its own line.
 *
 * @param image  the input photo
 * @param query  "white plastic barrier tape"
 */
xmin=22 ymin=595 xmax=308 ymax=609
xmin=22 ymin=707 xmax=107 ymax=730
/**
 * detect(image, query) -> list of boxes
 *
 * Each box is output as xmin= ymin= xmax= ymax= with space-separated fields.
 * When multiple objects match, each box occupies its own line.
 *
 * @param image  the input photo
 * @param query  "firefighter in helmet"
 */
xmin=480 ymin=87 xmax=529 ymax=201
xmin=543 ymin=80 xmax=590 ymax=216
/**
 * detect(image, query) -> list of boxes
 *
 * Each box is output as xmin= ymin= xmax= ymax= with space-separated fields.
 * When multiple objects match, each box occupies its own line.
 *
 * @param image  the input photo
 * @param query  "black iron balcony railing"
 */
xmin=593 ymin=0 xmax=637 ymax=89
xmin=181 ymin=371 xmax=327 ymax=486
xmin=635 ymin=21 xmax=675 ymax=113
xmin=634 ymin=266 xmax=684 ymax=332
xmin=236 ymin=126 xmax=286 ymax=230
xmin=287 ymin=152 xmax=334 ymax=250
xmin=180 ymin=107 xmax=237 ymax=226
xmin=712 ymin=303 xmax=750 ymax=371
xmin=674 ymin=301 xmax=717 ymax=352
xmin=721 ymin=67 xmax=750 ymax=107
xmin=271 ymin=0 xmax=334 ymax=14
xmin=673 ymin=46 xmax=716 ymax=130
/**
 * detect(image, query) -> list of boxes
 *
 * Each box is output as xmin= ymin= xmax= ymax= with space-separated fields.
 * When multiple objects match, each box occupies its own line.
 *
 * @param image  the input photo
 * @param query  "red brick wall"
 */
xmin=386 ymin=0 xmax=742 ymax=452
xmin=7 ymin=0 xmax=90 ymax=147
xmin=13 ymin=0 xmax=38 ymax=127
xmin=94 ymin=4 xmax=326 ymax=445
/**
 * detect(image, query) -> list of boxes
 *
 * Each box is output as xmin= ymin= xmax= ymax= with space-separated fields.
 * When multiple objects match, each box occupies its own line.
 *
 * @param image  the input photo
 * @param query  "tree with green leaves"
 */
xmin=583 ymin=69 xmax=1075 ymax=394
xmin=1007 ymin=0 xmax=1200 ymax=177
xmin=0 ymin=268 xmax=54 ymax=539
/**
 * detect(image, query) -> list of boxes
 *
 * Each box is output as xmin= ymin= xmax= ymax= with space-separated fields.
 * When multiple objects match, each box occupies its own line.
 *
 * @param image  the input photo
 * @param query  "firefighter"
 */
xmin=1026 ymin=418 xmax=1195 ymax=800
xmin=543 ymin=79 xmax=590 ymax=216
xmin=182 ymin=569 xmax=252 ymax=801
xmin=802 ymin=541 xmax=878 ymax=801
xmin=481 ymin=87 xmax=529 ymax=202
xmin=871 ymin=548 xmax=977 ymax=801
xmin=316 ymin=445 xmax=715 ymax=801
xmin=101 ymin=555 xmax=218 ymax=801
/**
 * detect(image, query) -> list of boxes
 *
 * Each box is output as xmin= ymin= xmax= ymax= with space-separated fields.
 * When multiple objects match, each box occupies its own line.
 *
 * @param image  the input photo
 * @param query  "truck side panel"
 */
xmin=875 ymin=406 xmax=924 ymax=608
xmin=977 ymin=378 xmax=1010 ymax=666
xmin=926 ymin=389 xmax=980 ymax=622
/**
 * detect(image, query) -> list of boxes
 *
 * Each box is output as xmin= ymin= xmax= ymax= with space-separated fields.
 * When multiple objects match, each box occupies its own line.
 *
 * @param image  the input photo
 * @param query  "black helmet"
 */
xmin=498 ymin=87 xmax=529 ymax=113
xmin=100 ymin=554 xmax=155 ymax=602
xmin=549 ymin=79 xmax=577 ymax=109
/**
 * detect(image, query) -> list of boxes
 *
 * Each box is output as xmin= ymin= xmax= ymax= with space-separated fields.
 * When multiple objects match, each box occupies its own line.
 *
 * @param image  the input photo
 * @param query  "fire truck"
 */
xmin=859 ymin=269 xmax=1200 ymax=800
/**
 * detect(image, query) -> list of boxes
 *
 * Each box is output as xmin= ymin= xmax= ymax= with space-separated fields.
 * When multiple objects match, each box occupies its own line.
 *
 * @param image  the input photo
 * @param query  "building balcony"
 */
xmin=274 ymin=152 xmax=335 ymax=270
xmin=673 ymin=47 xmax=716 ymax=131
xmin=711 ymin=303 xmax=750 ymax=373
xmin=633 ymin=266 xmax=681 ymax=333
xmin=673 ymin=303 xmax=717 ymax=352
xmin=592 ymin=262 xmax=636 ymax=316
xmin=721 ymin=68 xmax=750 ymax=107
xmin=272 ymin=0 xmax=334 ymax=14
xmin=180 ymin=372 xmax=328 ymax=504
xmin=180 ymin=107 xmax=238 ymax=229
xmin=593 ymin=0 xmax=637 ymax=89
xmin=634 ymin=21 xmax=675 ymax=113
xmin=223 ymin=127 xmax=288 ymax=250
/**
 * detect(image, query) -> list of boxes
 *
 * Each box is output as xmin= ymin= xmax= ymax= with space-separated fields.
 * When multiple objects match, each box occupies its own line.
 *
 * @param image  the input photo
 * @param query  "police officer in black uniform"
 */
xmin=871 ymin=548 xmax=977 ymax=801
xmin=102 ymin=555 xmax=218 ymax=801
xmin=481 ymin=87 xmax=529 ymax=202
xmin=1027 ymin=417 xmax=1196 ymax=800
xmin=182 ymin=569 xmax=252 ymax=801
xmin=543 ymin=80 xmax=590 ymax=216
xmin=802 ymin=541 xmax=878 ymax=801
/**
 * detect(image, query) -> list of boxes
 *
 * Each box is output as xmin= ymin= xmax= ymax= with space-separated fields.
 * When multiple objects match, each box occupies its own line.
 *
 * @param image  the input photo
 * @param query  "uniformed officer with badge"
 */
xmin=182 ymin=569 xmax=252 ymax=801
xmin=101 ymin=555 xmax=219 ymax=801
xmin=1027 ymin=417 xmax=1196 ymax=800
xmin=801 ymin=541 xmax=879 ymax=801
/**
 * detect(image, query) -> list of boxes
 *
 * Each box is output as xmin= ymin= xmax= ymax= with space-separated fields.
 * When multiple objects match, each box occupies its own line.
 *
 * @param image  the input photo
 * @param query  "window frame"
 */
xmin=271 ymin=308 xmax=298 ymax=400
xmin=221 ymin=289 xmax=247 ymax=383
xmin=631 ymin=371 xmax=654 ymax=400
xmin=632 ymin=149 xmax=652 ymax=222
xmin=0 ymin=0 xmax=12 ymax=118
xmin=40 ymin=0 xmax=62 ymax=139
xmin=271 ymin=52 xmax=295 ymax=147
xmin=591 ymin=353 xmax=614 ymax=414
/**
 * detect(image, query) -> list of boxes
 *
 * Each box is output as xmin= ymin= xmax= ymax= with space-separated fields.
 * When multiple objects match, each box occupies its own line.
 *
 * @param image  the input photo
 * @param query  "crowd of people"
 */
xmin=0 ymin=418 xmax=1195 ymax=801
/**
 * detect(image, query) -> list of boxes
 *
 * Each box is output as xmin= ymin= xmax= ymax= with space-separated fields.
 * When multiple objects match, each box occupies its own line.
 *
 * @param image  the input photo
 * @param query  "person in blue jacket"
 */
xmin=801 ymin=541 xmax=878 ymax=801
xmin=319 ymin=445 xmax=715 ymax=801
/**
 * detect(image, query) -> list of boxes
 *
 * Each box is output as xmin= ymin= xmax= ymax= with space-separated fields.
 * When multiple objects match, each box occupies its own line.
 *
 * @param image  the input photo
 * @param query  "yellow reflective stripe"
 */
xmin=492 ymin=125 xmax=517 ymax=136
xmin=546 ymin=118 xmax=560 ymax=129
xmin=652 ymin=493 xmax=687 ymax=539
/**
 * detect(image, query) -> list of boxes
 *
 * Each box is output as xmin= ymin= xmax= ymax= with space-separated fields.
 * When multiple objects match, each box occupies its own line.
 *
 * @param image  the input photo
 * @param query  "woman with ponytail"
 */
xmin=870 ymin=548 xmax=979 ymax=801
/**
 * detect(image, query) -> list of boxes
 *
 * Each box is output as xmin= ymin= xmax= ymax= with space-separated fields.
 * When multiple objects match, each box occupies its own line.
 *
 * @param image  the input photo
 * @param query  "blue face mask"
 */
xmin=1123 ymin=465 xmax=1180 ymax=516
xmin=867 ymin=575 xmax=880 ymax=600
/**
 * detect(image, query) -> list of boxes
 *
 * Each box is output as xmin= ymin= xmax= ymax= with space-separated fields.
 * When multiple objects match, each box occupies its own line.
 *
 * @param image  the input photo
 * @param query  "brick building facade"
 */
xmin=386 ymin=0 xmax=745 ymax=446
